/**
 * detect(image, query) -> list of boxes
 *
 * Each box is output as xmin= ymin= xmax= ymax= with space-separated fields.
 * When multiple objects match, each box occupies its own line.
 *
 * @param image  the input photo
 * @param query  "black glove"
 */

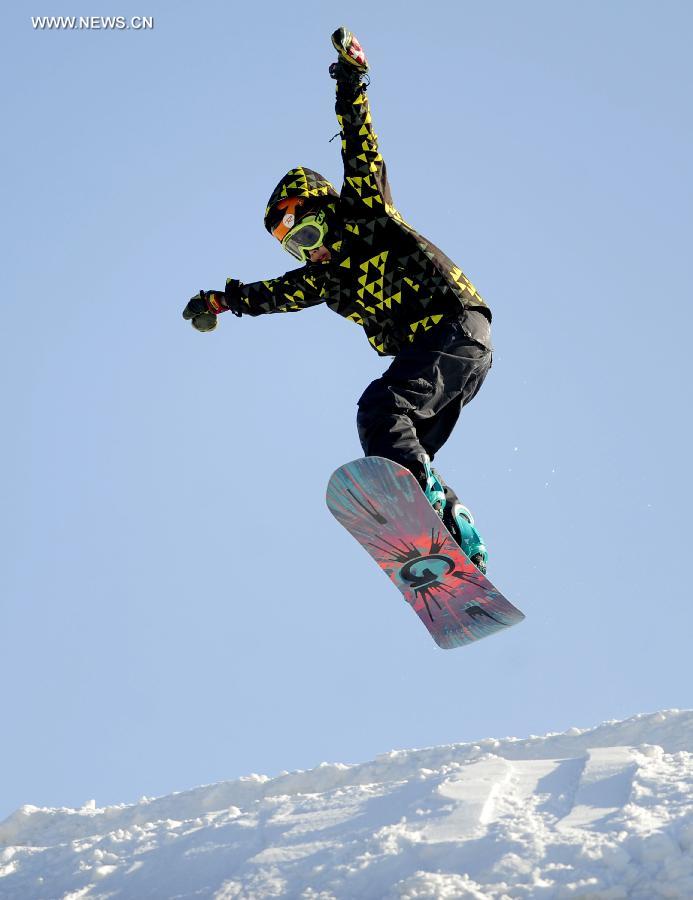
xmin=329 ymin=59 xmax=366 ymax=87
xmin=182 ymin=290 xmax=226 ymax=333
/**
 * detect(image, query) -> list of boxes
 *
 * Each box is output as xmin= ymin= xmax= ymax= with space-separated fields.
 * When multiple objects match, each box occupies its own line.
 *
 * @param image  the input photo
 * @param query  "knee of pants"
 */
xmin=356 ymin=405 xmax=408 ymax=455
xmin=356 ymin=394 xmax=416 ymax=451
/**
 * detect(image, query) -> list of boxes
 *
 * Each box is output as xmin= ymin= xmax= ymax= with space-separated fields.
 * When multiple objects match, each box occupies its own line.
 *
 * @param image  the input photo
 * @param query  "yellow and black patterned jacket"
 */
xmin=224 ymin=78 xmax=490 ymax=357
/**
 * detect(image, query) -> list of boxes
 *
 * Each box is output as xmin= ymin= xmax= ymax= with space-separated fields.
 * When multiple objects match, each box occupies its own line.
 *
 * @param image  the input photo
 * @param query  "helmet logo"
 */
xmin=282 ymin=213 xmax=295 ymax=229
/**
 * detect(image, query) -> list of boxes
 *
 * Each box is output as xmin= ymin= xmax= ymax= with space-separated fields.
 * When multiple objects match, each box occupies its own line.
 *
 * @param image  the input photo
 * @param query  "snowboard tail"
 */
xmin=326 ymin=457 xmax=525 ymax=649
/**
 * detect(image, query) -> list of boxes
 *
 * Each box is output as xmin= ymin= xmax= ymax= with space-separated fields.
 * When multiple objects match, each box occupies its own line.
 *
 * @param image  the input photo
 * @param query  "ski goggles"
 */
xmin=269 ymin=199 xmax=329 ymax=261
xmin=281 ymin=209 xmax=329 ymax=261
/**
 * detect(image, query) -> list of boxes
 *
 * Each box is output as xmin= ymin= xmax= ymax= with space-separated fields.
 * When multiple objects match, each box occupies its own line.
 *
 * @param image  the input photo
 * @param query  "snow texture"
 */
xmin=1 ymin=710 xmax=692 ymax=899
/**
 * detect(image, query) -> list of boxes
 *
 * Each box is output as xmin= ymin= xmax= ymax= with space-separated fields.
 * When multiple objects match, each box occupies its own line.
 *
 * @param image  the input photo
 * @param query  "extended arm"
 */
xmin=183 ymin=267 xmax=325 ymax=331
xmin=332 ymin=54 xmax=393 ymax=213
xmin=227 ymin=267 xmax=325 ymax=317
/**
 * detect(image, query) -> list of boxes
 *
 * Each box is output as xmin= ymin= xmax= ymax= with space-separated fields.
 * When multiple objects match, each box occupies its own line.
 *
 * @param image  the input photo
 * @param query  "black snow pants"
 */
xmin=356 ymin=310 xmax=492 ymax=490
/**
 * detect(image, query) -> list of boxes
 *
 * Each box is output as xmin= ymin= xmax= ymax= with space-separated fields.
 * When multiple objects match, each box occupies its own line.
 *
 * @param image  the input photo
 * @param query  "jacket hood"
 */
xmin=264 ymin=166 xmax=339 ymax=233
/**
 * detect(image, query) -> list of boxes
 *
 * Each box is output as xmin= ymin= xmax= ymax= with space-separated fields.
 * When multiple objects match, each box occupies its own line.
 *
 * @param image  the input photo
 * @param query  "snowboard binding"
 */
xmin=424 ymin=464 xmax=489 ymax=575
xmin=423 ymin=462 xmax=446 ymax=519
xmin=445 ymin=502 xmax=489 ymax=576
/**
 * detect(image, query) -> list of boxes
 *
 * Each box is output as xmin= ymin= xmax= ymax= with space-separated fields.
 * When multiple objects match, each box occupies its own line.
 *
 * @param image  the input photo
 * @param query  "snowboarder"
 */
xmin=183 ymin=27 xmax=493 ymax=573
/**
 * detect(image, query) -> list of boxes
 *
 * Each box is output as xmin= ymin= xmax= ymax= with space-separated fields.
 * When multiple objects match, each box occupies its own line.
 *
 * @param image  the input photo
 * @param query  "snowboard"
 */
xmin=326 ymin=456 xmax=525 ymax=649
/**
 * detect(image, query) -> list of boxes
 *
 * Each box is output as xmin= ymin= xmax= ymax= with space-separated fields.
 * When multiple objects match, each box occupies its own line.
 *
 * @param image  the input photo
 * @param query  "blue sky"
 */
xmin=2 ymin=0 xmax=692 ymax=820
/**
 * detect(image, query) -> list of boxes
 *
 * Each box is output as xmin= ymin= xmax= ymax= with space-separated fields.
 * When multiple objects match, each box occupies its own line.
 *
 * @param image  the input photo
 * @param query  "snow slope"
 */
xmin=1 ymin=710 xmax=692 ymax=899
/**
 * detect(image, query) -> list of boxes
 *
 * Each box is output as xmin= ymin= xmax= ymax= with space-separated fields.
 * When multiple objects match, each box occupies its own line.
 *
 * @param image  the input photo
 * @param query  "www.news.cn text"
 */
xmin=31 ymin=16 xmax=154 ymax=30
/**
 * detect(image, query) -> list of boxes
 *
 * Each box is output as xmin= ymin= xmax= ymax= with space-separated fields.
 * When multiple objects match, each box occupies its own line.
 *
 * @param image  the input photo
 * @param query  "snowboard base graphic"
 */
xmin=326 ymin=457 xmax=525 ymax=649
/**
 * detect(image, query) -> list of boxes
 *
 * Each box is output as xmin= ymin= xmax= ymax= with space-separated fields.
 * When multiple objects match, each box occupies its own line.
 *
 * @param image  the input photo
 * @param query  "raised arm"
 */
xmin=330 ymin=28 xmax=393 ymax=214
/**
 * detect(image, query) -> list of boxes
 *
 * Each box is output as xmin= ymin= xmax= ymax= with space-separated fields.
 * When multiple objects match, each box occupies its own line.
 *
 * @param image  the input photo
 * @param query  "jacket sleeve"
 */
xmin=225 ymin=267 xmax=326 ymax=317
xmin=335 ymin=79 xmax=393 ymax=214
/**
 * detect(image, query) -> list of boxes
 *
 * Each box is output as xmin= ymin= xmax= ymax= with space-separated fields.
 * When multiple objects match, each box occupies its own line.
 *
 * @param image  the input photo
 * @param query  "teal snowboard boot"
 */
xmin=421 ymin=462 xmax=488 ymax=574
xmin=424 ymin=464 xmax=489 ymax=575
xmin=422 ymin=461 xmax=446 ymax=519
xmin=445 ymin=501 xmax=489 ymax=575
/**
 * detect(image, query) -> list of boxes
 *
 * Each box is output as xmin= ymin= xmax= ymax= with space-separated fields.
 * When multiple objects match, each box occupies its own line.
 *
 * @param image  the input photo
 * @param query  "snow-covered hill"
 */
xmin=1 ymin=711 xmax=692 ymax=899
